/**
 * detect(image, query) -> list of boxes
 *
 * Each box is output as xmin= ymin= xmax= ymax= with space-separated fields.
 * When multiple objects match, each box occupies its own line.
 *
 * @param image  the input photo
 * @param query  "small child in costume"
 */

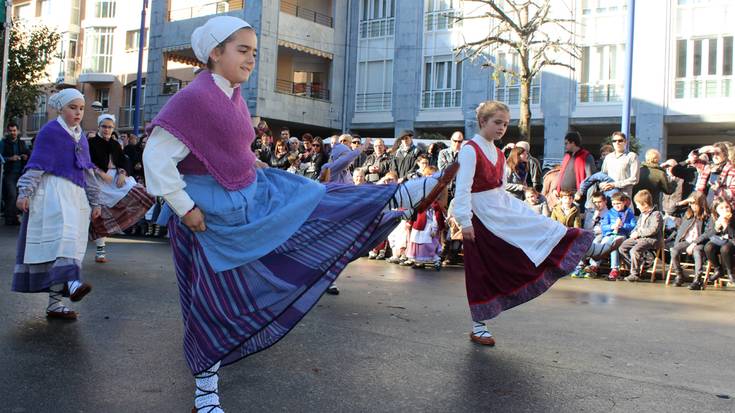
xmin=11 ymin=89 xmax=100 ymax=320
xmin=404 ymin=166 xmax=445 ymax=269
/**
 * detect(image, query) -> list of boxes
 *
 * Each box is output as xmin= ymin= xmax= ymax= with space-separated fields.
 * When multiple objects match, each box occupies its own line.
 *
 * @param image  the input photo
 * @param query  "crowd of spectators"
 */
xmin=2 ymin=120 xmax=734 ymax=289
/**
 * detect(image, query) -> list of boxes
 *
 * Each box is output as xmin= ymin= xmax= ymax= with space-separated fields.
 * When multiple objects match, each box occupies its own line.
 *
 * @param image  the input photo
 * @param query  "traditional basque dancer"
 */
xmin=11 ymin=89 xmax=99 ymax=320
xmin=142 ymin=16 xmax=458 ymax=412
xmin=88 ymin=114 xmax=154 ymax=262
xmin=453 ymin=101 xmax=619 ymax=347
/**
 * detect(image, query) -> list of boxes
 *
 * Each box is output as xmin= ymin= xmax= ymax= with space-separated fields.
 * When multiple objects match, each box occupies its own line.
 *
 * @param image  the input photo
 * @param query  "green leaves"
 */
xmin=4 ymin=22 xmax=61 ymax=121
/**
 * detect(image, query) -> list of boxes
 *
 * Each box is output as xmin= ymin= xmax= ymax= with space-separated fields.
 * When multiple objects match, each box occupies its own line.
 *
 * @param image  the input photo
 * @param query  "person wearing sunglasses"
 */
xmin=599 ymin=131 xmax=640 ymax=199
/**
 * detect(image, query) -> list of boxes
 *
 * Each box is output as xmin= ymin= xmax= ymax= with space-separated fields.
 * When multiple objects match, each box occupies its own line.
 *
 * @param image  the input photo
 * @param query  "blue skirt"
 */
xmin=169 ymin=170 xmax=401 ymax=374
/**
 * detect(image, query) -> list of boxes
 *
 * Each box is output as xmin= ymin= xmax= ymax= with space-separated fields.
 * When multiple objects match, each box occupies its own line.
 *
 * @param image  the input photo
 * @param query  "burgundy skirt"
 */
xmin=464 ymin=216 xmax=593 ymax=322
xmin=90 ymin=185 xmax=155 ymax=240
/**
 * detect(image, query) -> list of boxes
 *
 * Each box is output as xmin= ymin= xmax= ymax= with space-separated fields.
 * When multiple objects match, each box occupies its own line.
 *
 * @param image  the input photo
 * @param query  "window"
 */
xmin=83 ymin=27 xmax=114 ymax=73
xmin=96 ymin=88 xmax=110 ymax=109
xmin=13 ymin=3 xmax=33 ymax=21
xmin=70 ymin=0 xmax=81 ymax=25
xmin=675 ymin=36 xmax=734 ymax=99
xmin=355 ymin=60 xmax=393 ymax=111
xmin=95 ymin=0 xmax=116 ymax=18
xmin=359 ymin=0 xmax=395 ymax=38
xmin=581 ymin=0 xmax=626 ymax=15
xmin=578 ymin=44 xmax=624 ymax=103
xmin=425 ymin=0 xmax=462 ymax=32
xmin=29 ymin=95 xmax=48 ymax=131
xmin=58 ymin=32 xmax=80 ymax=80
xmin=422 ymin=57 xmax=462 ymax=108
xmin=126 ymin=29 xmax=148 ymax=52
xmin=494 ymin=52 xmax=540 ymax=105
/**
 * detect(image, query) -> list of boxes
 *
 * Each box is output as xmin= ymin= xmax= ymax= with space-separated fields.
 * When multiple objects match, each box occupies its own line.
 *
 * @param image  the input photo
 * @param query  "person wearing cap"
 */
xmin=11 ymin=88 xmax=101 ymax=320
xmin=515 ymin=141 xmax=542 ymax=192
xmin=142 ymin=16 xmax=459 ymax=412
xmin=88 ymin=113 xmax=154 ymax=263
xmin=391 ymin=129 xmax=424 ymax=182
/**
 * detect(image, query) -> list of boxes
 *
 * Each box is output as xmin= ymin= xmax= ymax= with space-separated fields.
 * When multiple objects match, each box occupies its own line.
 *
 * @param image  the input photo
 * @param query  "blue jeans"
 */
xmin=590 ymin=234 xmax=626 ymax=268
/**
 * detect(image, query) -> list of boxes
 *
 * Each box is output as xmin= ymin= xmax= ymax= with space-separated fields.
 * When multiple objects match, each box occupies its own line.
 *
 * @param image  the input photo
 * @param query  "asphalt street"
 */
xmin=1 ymin=225 xmax=733 ymax=413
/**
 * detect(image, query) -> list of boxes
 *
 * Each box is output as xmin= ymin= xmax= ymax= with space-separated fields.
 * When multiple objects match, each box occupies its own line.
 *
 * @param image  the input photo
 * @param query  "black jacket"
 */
xmin=89 ymin=134 xmax=127 ymax=172
xmin=695 ymin=219 xmax=735 ymax=246
xmin=1 ymin=137 xmax=29 ymax=174
xmin=673 ymin=216 xmax=706 ymax=244
xmin=362 ymin=153 xmax=392 ymax=183
xmin=391 ymin=144 xmax=423 ymax=180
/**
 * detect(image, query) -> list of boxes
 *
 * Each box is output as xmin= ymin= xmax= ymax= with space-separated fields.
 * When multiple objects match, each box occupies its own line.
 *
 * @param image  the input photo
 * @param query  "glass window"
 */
xmin=96 ymin=88 xmax=110 ymax=109
xmin=708 ymin=39 xmax=717 ymax=75
xmin=83 ymin=27 xmax=114 ymax=73
xmin=95 ymin=0 xmax=116 ymax=19
xmin=723 ymin=36 xmax=733 ymax=76
xmin=693 ymin=39 xmax=702 ymax=76
xmin=676 ymin=39 xmax=687 ymax=78
xmin=126 ymin=29 xmax=148 ymax=51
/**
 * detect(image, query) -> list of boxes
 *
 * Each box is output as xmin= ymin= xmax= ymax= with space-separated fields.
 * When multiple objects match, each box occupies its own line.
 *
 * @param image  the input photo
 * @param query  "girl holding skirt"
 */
xmin=142 ymin=16 xmax=458 ymax=412
xmin=453 ymin=101 xmax=614 ymax=346
xmin=88 ymin=114 xmax=154 ymax=262
xmin=11 ymin=89 xmax=100 ymax=320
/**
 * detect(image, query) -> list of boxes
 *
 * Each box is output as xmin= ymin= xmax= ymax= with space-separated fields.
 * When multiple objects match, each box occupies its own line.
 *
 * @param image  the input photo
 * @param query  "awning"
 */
xmin=163 ymin=45 xmax=204 ymax=67
xmin=277 ymin=39 xmax=333 ymax=60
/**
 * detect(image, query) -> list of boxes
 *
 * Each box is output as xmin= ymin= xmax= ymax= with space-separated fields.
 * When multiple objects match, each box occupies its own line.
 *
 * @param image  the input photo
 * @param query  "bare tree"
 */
xmin=455 ymin=0 xmax=579 ymax=143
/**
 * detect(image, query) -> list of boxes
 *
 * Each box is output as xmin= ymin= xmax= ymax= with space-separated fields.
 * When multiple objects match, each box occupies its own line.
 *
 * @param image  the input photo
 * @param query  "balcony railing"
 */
xmin=168 ymin=0 xmax=244 ymax=22
xmin=495 ymin=84 xmax=541 ymax=105
xmin=421 ymin=90 xmax=462 ymax=109
xmin=118 ymin=107 xmax=146 ymax=129
xmin=355 ymin=92 xmax=392 ymax=112
xmin=578 ymin=82 xmax=623 ymax=103
xmin=359 ymin=18 xmax=395 ymax=39
xmin=162 ymin=80 xmax=190 ymax=95
xmin=27 ymin=113 xmax=48 ymax=131
xmin=675 ymin=77 xmax=733 ymax=99
xmin=276 ymin=79 xmax=330 ymax=101
xmin=424 ymin=10 xmax=462 ymax=31
xmin=280 ymin=1 xmax=333 ymax=28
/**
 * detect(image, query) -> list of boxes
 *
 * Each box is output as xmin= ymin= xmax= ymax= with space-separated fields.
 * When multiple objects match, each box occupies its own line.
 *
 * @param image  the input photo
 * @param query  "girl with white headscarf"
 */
xmin=11 ymin=88 xmax=101 ymax=320
xmin=143 ymin=16 xmax=457 ymax=412
xmin=87 ymin=113 xmax=154 ymax=262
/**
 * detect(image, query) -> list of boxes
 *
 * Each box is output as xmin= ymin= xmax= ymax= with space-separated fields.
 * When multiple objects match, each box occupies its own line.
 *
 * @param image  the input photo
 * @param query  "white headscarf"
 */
xmin=97 ymin=114 xmax=116 ymax=126
xmin=191 ymin=16 xmax=252 ymax=64
xmin=48 ymin=88 xmax=84 ymax=110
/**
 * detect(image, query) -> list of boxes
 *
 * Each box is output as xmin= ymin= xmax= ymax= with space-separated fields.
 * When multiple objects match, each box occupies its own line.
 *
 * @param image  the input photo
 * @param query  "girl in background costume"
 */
xmin=143 ymin=16 xmax=458 ymax=412
xmin=11 ymin=89 xmax=100 ymax=320
xmin=453 ymin=101 xmax=614 ymax=346
xmin=88 ymin=114 xmax=154 ymax=262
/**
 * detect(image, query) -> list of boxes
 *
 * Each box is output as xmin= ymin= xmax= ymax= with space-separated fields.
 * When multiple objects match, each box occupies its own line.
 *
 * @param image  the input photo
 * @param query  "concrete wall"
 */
xmin=391 ymin=0 xmax=423 ymax=136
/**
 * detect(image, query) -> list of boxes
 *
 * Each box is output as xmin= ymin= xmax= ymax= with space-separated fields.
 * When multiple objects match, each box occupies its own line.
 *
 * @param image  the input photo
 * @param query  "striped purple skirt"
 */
xmin=169 ymin=183 xmax=401 ymax=375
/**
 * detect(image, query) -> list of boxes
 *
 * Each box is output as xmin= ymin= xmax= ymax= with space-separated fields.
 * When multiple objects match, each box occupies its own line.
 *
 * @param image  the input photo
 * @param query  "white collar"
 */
xmin=56 ymin=116 xmax=82 ymax=141
xmin=212 ymin=73 xmax=236 ymax=98
xmin=472 ymin=134 xmax=497 ymax=149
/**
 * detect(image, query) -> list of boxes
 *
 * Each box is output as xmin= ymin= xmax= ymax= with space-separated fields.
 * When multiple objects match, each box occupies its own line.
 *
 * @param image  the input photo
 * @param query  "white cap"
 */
xmin=191 ymin=16 xmax=252 ymax=64
xmin=97 ymin=113 xmax=116 ymax=126
xmin=48 ymin=88 xmax=84 ymax=110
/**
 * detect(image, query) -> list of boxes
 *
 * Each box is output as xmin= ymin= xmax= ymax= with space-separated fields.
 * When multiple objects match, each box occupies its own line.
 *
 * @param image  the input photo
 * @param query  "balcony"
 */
xmin=578 ymin=82 xmax=623 ymax=103
xmin=424 ymin=9 xmax=462 ymax=32
xmin=356 ymin=92 xmax=392 ymax=112
xmin=495 ymin=84 xmax=541 ymax=106
xmin=280 ymin=0 xmax=333 ymax=28
xmin=276 ymin=79 xmax=329 ymax=100
xmin=421 ymin=90 xmax=462 ymax=109
xmin=675 ymin=77 xmax=733 ymax=99
xmin=168 ymin=0 xmax=244 ymax=22
xmin=359 ymin=18 xmax=395 ymax=39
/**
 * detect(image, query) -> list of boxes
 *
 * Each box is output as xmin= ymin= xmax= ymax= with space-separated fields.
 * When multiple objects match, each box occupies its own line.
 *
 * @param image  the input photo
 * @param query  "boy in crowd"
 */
xmin=600 ymin=192 xmax=637 ymax=281
xmin=550 ymin=190 xmax=582 ymax=228
xmin=574 ymin=191 xmax=610 ymax=277
xmin=619 ymin=190 xmax=664 ymax=282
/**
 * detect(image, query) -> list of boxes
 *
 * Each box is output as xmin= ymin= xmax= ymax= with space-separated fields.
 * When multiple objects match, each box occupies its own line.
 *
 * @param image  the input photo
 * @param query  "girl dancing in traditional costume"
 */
xmin=143 ymin=16 xmax=457 ymax=412
xmin=11 ymin=89 xmax=100 ymax=320
xmin=454 ymin=101 xmax=615 ymax=346
xmin=88 ymin=114 xmax=154 ymax=262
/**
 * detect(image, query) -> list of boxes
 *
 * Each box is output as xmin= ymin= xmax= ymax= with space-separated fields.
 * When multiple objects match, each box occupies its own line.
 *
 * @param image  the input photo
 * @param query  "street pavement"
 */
xmin=0 ymin=225 xmax=734 ymax=413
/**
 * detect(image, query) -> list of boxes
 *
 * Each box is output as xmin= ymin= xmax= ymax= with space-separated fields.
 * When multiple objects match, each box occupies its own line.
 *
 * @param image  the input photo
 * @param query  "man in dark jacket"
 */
xmin=391 ymin=129 xmax=423 ymax=182
xmin=361 ymin=138 xmax=392 ymax=183
xmin=2 ymin=122 xmax=29 ymax=225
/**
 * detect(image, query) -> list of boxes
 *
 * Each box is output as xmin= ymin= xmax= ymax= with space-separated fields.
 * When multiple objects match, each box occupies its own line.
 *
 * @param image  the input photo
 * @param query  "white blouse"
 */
xmin=143 ymin=73 xmax=237 ymax=217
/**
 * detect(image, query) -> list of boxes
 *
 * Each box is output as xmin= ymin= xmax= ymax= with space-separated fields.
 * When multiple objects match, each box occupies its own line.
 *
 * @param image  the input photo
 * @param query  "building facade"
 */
xmin=10 ymin=0 xmax=151 ymax=134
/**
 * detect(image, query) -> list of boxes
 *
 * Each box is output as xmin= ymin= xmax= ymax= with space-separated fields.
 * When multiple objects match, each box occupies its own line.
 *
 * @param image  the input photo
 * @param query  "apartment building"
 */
xmin=10 ymin=0 xmax=151 ymax=134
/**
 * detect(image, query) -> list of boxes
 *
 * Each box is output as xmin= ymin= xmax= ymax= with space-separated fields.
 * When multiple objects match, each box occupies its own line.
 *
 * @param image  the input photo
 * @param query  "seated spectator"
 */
xmin=690 ymin=197 xmax=735 ymax=290
xmin=619 ymin=190 xmax=664 ymax=282
xmin=442 ymin=199 xmax=464 ymax=266
xmin=268 ymin=139 xmax=290 ymax=170
xmin=550 ymin=190 xmax=581 ymax=228
xmin=600 ymin=192 xmax=637 ymax=281
xmin=505 ymin=146 xmax=529 ymax=200
xmin=696 ymin=142 xmax=735 ymax=207
xmin=576 ymin=191 xmax=610 ymax=277
xmin=524 ymin=187 xmax=550 ymax=217
xmin=669 ymin=192 xmax=708 ymax=287
xmin=353 ymin=168 xmax=368 ymax=185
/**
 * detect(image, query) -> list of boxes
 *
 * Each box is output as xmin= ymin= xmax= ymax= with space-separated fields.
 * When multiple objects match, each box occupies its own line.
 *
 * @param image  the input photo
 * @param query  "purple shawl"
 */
xmin=147 ymin=70 xmax=256 ymax=191
xmin=24 ymin=119 xmax=95 ymax=188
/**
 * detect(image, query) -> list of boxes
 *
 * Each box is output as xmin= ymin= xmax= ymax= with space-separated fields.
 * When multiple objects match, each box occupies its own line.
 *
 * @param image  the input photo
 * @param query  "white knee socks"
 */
xmin=194 ymin=361 xmax=223 ymax=412
xmin=472 ymin=321 xmax=492 ymax=338
xmin=47 ymin=284 xmax=72 ymax=314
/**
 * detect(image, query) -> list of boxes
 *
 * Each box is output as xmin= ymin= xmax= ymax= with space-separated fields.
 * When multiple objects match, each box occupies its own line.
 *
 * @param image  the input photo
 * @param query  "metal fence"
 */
xmin=168 ymin=0 xmax=244 ymax=22
xmin=359 ymin=18 xmax=395 ymax=38
xmin=280 ymin=1 xmax=333 ymax=27
xmin=275 ymin=79 xmax=330 ymax=101
xmin=578 ymin=82 xmax=623 ymax=103
xmin=421 ymin=90 xmax=462 ymax=109
xmin=355 ymin=92 xmax=392 ymax=112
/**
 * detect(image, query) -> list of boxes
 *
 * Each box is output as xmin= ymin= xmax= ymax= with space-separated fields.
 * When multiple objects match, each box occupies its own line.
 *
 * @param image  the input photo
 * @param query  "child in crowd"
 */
xmin=550 ymin=190 xmax=581 ymax=228
xmin=353 ymin=168 xmax=367 ymax=185
xmin=11 ymin=89 xmax=100 ymax=320
xmin=619 ymin=190 xmax=664 ymax=282
xmin=443 ymin=199 xmax=464 ymax=265
xmin=572 ymin=191 xmax=609 ymax=277
xmin=690 ymin=197 xmax=735 ymax=290
xmin=600 ymin=192 xmax=637 ymax=281
xmin=286 ymin=153 xmax=307 ymax=176
xmin=404 ymin=166 xmax=445 ymax=270
xmin=524 ymin=187 xmax=550 ymax=217
xmin=669 ymin=192 xmax=708 ymax=287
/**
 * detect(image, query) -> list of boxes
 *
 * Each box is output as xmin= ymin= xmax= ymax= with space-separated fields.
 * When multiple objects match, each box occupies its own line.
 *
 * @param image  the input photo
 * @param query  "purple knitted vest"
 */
xmin=24 ymin=119 xmax=95 ymax=188
xmin=147 ymin=70 xmax=255 ymax=191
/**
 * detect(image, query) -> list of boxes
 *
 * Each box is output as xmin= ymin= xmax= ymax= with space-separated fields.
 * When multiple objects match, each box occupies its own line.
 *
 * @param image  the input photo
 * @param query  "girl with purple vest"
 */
xmin=11 ymin=88 xmax=100 ymax=320
xmin=453 ymin=101 xmax=614 ymax=347
xmin=143 ymin=17 xmax=458 ymax=412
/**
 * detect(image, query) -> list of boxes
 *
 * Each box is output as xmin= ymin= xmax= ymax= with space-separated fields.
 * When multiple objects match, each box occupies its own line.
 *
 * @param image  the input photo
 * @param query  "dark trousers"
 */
xmin=669 ymin=241 xmax=705 ymax=275
xmin=619 ymin=237 xmax=659 ymax=276
xmin=704 ymin=241 xmax=733 ymax=276
xmin=2 ymin=172 xmax=20 ymax=224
